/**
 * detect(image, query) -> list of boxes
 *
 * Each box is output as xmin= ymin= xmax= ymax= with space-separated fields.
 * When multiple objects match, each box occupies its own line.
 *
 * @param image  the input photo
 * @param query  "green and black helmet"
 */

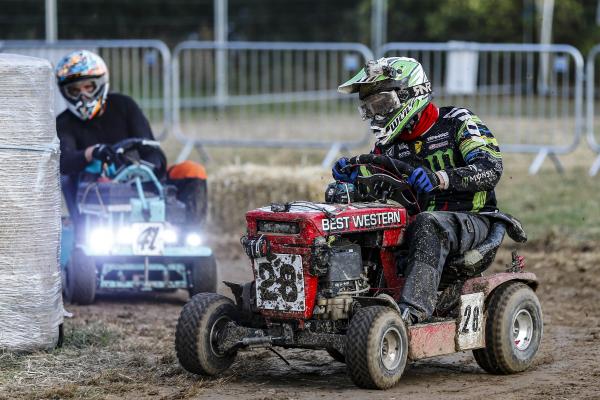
xmin=338 ymin=57 xmax=432 ymax=145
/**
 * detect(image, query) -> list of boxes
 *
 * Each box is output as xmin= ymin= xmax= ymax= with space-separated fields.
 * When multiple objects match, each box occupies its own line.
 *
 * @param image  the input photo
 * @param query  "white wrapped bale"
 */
xmin=0 ymin=54 xmax=63 ymax=352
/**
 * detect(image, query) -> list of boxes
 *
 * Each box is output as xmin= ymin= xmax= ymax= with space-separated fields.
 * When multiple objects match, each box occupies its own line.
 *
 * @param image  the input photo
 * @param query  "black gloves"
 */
xmin=92 ymin=144 xmax=115 ymax=163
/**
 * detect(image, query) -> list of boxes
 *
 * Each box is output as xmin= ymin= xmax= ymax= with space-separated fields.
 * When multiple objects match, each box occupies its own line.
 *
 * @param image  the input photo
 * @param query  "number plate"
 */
xmin=457 ymin=292 xmax=485 ymax=350
xmin=254 ymin=254 xmax=305 ymax=312
xmin=132 ymin=223 xmax=164 ymax=255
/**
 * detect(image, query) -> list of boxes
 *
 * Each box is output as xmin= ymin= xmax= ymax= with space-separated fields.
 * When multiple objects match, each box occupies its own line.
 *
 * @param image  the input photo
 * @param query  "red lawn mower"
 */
xmin=174 ymin=161 xmax=542 ymax=389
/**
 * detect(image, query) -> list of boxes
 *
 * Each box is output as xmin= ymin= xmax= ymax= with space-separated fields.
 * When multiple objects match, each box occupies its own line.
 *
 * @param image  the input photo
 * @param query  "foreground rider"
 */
xmin=55 ymin=50 xmax=207 ymax=225
xmin=333 ymin=57 xmax=503 ymax=323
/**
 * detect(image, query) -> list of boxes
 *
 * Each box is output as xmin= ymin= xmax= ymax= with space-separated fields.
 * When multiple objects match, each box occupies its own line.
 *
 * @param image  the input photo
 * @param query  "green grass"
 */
xmin=498 ymin=166 xmax=600 ymax=243
xmin=62 ymin=321 xmax=120 ymax=349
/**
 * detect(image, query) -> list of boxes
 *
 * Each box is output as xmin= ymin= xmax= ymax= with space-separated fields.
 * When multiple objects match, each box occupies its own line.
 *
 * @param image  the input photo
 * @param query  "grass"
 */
xmin=496 ymin=151 xmax=600 ymax=243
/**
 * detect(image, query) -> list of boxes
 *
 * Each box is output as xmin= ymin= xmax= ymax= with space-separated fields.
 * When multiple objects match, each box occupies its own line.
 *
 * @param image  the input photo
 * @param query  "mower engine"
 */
xmin=239 ymin=202 xmax=407 ymax=323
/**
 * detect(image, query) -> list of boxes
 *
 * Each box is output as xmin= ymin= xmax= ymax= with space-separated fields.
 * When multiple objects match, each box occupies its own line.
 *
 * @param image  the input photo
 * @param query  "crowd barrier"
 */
xmin=0 ymin=40 xmax=171 ymax=140
xmin=2 ymin=39 xmax=596 ymax=173
xmin=586 ymin=44 xmax=600 ymax=176
xmin=171 ymin=41 xmax=374 ymax=165
xmin=382 ymin=42 xmax=584 ymax=174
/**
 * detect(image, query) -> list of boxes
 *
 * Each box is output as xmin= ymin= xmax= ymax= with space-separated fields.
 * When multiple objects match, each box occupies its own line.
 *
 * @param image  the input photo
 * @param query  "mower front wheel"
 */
xmin=64 ymin=249 xmax=97 ymax=305
xmin=188 ymin=255 xmax=219 ymax=297
xmin=175 ymin=293 xmax=239 ymax=375
xmin=473 ymin=282 xmax=543 ymax=374
xmin=345 ymin=306 xmax=408 ymax=389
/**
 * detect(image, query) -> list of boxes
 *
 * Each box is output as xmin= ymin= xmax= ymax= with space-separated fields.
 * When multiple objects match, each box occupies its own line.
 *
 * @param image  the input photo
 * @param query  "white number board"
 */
xmin=132 ymin=223 xmax=164 ymax=256
xmin=254 ymin=254 xmax=305 ymax=312
xmin=457 ymin=292 xmax=485 ymax=350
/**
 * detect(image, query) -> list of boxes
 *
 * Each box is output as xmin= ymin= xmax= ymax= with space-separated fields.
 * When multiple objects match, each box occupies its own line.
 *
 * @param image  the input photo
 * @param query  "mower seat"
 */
xmin=442 ymin=212 xmax=526 ymax=281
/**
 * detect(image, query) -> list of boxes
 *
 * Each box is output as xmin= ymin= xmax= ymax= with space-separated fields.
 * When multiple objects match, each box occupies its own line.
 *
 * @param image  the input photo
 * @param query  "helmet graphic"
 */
xmin=338 ymin=57 xmax=432 ymax=145
xmin=55 ymin=50 xmax=109 ymax=121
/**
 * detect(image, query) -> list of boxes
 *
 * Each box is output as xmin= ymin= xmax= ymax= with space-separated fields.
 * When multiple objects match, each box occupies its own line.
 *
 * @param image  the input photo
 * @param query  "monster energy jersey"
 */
xmin=373 ymin=106 xmax=503 ymax=212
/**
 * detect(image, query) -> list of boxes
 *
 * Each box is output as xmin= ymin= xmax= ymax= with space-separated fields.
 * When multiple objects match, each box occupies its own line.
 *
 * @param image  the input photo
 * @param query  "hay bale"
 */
xmin=208 ymin=165 xmax=330 ymax=234
xmin=0 ymin=54 xmax=63 ymax=352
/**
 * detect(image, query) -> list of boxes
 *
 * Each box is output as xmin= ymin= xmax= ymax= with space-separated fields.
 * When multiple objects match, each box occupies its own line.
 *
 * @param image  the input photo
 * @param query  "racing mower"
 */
xmin=174 ymin=157 xmax=542 ymax=389
xmin=60 ymin=138 xmax=216 ymax=305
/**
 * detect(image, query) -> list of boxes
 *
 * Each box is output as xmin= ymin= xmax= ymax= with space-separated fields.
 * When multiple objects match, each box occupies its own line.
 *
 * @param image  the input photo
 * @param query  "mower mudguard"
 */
xmin=461 ymin=272 xmax=538 ymax=296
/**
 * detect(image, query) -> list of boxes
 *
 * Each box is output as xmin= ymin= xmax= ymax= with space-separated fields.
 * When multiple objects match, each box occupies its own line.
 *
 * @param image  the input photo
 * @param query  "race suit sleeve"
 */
xmin=442 ymin=112 xmax=503 ymax=192
xmin=124 ymin=96 xmax=166 ymax=174
xmin=58 ymin=128 xmax=87 ymax=175
xmin=125 ymin=96 xmax=155 ymax=140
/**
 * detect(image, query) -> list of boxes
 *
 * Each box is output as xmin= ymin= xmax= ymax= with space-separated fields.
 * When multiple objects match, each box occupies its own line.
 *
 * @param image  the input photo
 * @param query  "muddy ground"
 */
xmin=1 ymin=241 xmax=599 ymax=400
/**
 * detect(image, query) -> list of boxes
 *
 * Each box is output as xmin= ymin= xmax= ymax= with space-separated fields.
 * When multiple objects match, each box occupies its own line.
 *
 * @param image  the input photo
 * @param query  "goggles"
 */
xmin=63 ymin=78 xmax=99 ymax=101
xmin=358 ymin=91 xmax=402 ymax=120
xmin=358 ymin=82 xmax=433 ymax=120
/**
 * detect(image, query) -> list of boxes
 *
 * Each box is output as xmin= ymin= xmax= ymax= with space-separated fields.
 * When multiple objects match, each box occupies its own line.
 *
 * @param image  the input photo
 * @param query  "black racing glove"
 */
xmin=92 ymin=144 xmax=115 ymax=163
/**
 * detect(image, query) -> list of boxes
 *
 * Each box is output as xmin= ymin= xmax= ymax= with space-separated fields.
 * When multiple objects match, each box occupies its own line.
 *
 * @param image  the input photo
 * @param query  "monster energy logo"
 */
xmin=425 ymin=149 xmax=456 ymax=170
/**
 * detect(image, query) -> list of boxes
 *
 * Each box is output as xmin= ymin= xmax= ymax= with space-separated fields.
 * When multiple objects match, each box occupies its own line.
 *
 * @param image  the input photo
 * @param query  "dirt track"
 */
xmin=27 ymin=242 xmax=596 ymax=400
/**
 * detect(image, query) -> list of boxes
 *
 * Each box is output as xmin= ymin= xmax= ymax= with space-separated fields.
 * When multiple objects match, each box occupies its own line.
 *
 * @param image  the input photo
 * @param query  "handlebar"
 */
xmin=110 ymin=138 xmax=160 ymax=155
xmin=347 ymin=154 xmax=415 ymax=176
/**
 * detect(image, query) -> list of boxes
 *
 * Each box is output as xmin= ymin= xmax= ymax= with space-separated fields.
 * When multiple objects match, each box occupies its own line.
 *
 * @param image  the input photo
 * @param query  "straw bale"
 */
xmin=207 ymin=164 xmax=330 ymax=234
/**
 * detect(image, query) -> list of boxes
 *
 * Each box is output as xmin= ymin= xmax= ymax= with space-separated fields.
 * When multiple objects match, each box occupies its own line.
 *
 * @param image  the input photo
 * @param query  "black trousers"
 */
xmin=399 ymin=211 xmax=491 ymax=322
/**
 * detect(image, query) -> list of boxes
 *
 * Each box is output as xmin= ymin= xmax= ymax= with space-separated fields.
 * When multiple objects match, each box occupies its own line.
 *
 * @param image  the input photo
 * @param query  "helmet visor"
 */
xmin=358 ymin=91 xmax=402 ymax=120
xmin=63 ymin=79 xmax=99 ymax=101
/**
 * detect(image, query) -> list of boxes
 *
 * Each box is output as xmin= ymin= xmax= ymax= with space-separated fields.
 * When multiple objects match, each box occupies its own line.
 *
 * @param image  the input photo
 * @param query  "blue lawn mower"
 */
xmin=60 ymin=138 xmax=216 ymax=305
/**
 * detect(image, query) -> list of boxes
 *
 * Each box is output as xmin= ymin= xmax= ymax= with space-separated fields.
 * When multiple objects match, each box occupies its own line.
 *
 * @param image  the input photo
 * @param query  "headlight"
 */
xmin=163 ymin=229 xmax=178 ymax=244
xmin=186 ymin=233 xmax=203 ymax=247
xmin=88 ymin=227 xmax=114 ymax=253
xmin=117 ymin=226 xmax=134 ymax=244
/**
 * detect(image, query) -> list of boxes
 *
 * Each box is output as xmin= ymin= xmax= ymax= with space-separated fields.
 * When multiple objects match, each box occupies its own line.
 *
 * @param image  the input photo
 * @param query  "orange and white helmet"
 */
xmin=55 ymin=50 xmax=109 ymax=120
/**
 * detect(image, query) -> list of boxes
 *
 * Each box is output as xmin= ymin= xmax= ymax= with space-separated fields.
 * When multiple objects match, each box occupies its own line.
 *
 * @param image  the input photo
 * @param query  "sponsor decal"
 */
xmin=426 ymin=132 xmax=449 ymax=142
xmin=425 ymin=149 xmax=456 ymax=170
xmin=428 ymin=141 xmax=449 ymax=150
xmin=466 ymin=170 xmax=496 ymax=183
xmin=414 ymin=141 xmax=423 ymax=154
xmin=385 ymin=101 xmax=413 ymax=134
xmin=412 ymin=81 xmax=432 ymax=96
xmin=321 ymin=211 xmax=402 ymax=231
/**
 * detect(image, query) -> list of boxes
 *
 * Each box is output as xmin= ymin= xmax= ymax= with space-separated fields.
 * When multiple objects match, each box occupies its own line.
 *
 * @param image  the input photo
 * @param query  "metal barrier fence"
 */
xmin=0 ymin=40 xmax=171 ymax=140
xmin=171 ymin=41 xmax=374 ymax=165
xmin=382 ymin=42 xmax=584 ymax=174
xmin=587 ymin=44 xmax=600 ymax=176
xmin=0 ymin=39 xmax=590 ymax=172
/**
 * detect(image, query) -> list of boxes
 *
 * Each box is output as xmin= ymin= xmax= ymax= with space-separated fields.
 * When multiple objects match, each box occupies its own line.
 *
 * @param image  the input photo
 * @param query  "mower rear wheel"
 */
xmin=188 ymin=255 xmax=219 ymax=297
xmin=326 ymin=348 xmax=345 ymax=363
xmin=473 ymin=282 xmax=542 ymax=374
xmin=345 ymin=306 xmax=408 ymax=389
xmin=65 ymin=249 xmax=97 ymax=305
xmin=175 ymin=293 xmax=239 ymax=375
